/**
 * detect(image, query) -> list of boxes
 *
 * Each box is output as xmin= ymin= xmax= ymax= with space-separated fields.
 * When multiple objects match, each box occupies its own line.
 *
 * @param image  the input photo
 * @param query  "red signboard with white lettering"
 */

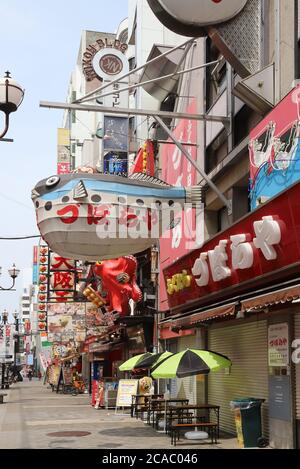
xmin=159 ymin=99 xmax=198 ymax=311
xmin=164 ymin=181 xmax=300 ymax=309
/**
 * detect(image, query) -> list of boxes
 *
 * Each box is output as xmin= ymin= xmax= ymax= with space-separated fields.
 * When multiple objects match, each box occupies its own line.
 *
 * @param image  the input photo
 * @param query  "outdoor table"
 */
xmin=131 ymin=394 xmax=163 ymax=418
xmin=168 ymin=404 xmax=220 ymax=438
xmin=148 ymin=398 xmax=189 ymax=430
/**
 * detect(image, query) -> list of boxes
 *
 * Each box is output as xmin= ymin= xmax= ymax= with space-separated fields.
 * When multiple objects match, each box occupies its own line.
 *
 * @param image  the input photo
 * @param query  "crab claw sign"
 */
xmin=147 ymin=0 xmax=248 ymax=35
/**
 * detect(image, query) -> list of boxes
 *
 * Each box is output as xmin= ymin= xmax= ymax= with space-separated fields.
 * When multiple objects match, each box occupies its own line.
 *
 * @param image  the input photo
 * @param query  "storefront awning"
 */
xmin=139 ymin=44 xmax=185 ymax=102
xmin=160 ymin=302 xmax=237 ymax=329
xmin=241 ymin=284 xmax=300 ymax=313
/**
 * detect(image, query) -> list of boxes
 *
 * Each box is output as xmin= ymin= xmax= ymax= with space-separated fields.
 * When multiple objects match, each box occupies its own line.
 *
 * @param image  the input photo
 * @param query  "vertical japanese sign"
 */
xmin=49 ymin=253 xmax=76 ymax=303
xmin=38 ymin=245 xmax=49 ymax=333
xmin=0 ymin=325 xmax=15 ymax=363
xmin=32 ymin=245 xmax=38 ymax=285
xmin=0 ymin=325 xmax=4 ymax=362
xmin=57 ymin=128 xmax=71 ymax=175
xmin=268 ymin=323 xmax=289 ymax=367
xmin=159 ymin=99 xmax=199 ymax=311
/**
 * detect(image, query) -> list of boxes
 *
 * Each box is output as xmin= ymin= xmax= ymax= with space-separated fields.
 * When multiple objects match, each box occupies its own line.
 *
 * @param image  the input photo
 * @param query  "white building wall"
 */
xmin=128 ymin=0 xmax=188 ymax=144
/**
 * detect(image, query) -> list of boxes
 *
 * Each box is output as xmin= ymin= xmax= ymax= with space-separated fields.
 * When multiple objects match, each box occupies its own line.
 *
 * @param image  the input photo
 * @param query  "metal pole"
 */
xmin=1 ymin=315 xmax=7 ymax=389
xmin=40 ymin=101 xmax=229 ymax=125
xmin=153 ymin=115 xmax=232 ymax=213
xmin=75 ymin=37 xmax=196 ymax=104
xmin=14 ymin=317 xmax=19 ymax=369
xmin=94 ymin=59 xmax=221 ymax=103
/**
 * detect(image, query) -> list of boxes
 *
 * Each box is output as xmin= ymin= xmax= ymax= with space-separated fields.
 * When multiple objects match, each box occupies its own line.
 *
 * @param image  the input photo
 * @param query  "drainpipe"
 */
xmin=275 ymin=0 xmax=281 ymax=103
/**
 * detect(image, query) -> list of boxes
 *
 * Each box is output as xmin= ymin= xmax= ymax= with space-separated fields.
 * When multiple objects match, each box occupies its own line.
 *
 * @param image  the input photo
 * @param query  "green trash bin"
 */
xmin=230 ymin=398 xmax=267 ymax=448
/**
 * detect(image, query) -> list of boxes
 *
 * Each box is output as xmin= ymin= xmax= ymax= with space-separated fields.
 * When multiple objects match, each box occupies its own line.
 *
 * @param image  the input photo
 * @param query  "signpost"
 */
xmin=115 ymin=379 xmax=139 ymax=414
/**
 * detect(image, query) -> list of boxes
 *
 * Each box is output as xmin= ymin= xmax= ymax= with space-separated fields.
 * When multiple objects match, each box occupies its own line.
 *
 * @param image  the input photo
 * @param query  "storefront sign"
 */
xmin=62 ymin=367 xmax=73 ymax=386
xmin=116 ymin=379 xmax=139 ymax=408
xmin=57 ymin=163 xmax=71 ymax=175
xmin=249 ymin=84 xmax=300 ymax=209
xmin=49 ymin=253 xmax=76 ymax=303
xmin=160 ymin=99 xmax=199 ymax=311
xmin=39 ymin=352 xmax=51 ymax=372
xmin=38 ymin=245 xmax=49 ymax=332
xmin=89 ymin=343 xmax=110 ymax=353
xmin=148 ymin=0 xmax=248 ymax=29
xmin=268 ymin=324 xmax=289 ymax=367
xmin=0 ymin=325 xmax=15 ymax=363
xmin=82 ymin=39 xmax=128 ymax=82
xmin=164 ymin=181 xmax=300 ymax=309
xmin=27 ymin=354 xmax=34 ymax=366
xmin=57 ymin=128 xmax=71 ymax=175
xmin=47 ymin=303 xmax=86 ymax=344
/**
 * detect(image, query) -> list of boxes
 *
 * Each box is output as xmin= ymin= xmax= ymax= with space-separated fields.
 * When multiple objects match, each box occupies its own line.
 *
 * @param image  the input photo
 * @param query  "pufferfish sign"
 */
xmin=31 ymin=172 xmax=202 ymax=261
xmin=147 ymin=0 xmax=248 ymax=36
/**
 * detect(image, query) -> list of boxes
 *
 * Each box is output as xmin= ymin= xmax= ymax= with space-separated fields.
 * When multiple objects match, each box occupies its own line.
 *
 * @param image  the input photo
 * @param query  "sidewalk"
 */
xmin=0 ymin=380 xmax=240 ymax=449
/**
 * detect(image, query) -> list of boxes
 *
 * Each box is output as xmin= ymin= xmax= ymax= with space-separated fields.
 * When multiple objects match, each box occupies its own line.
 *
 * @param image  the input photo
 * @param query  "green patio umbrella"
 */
xmin=119 ymin=352 xmax=154 ymax=372
xmin=151 ymin=349 xmax=231 ymax=379
xmin=133 ymin=351 xmax=173 ymax=370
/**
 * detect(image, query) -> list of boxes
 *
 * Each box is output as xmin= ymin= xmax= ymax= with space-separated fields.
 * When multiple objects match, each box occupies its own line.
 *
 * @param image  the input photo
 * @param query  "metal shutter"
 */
xmin=295 ymin=314 xmax=300 ymax=419
xmin=176 ymin=336 xmax=197 ymax=404
xmin=208 ymin=321 xmax=269 ymax=437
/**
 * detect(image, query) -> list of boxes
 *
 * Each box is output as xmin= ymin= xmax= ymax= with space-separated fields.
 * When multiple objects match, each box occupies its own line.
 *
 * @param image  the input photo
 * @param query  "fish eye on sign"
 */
xmin=148 ymin=0 xmax=248 ymax=30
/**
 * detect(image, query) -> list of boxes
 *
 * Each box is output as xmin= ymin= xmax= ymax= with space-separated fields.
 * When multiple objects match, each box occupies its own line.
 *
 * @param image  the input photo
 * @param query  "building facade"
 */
xmin=152 ymin=0 xmax=300 ymax=450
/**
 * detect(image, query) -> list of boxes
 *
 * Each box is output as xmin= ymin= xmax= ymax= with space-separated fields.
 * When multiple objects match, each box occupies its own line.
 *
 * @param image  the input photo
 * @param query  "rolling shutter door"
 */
xmin=295 ymin=314 xmax=300 ymax=419
xmin=208 ymin=321 xmax=269 ymax=437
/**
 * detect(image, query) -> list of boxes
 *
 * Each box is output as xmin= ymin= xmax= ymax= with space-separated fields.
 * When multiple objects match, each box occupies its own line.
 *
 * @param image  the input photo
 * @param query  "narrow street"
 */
xmin=0 ymin=380 xmax=238 ymax=449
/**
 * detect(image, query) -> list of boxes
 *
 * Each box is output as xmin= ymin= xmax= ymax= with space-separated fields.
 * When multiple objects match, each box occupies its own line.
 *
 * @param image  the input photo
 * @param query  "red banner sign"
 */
xmin=164 ymin=181 xmax=300 ymax=309
xmin=159 ymin=99 xmax=198 ymax=311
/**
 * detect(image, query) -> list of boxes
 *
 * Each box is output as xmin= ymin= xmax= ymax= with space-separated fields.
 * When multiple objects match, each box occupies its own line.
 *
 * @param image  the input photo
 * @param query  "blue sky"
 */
xmin=0 ymin=0 xmax=128 ymax=318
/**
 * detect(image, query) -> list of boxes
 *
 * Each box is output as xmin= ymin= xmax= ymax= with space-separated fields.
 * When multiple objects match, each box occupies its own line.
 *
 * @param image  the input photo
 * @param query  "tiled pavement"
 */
xmin=0 ymin=380 xmax=239 ymax=449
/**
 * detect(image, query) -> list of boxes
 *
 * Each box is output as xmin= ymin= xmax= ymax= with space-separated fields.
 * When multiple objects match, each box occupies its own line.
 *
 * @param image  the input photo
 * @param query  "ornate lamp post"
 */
xmin=0 ymin=263 xmax=20 ymax=291
xmin=0 ymin=71 xmax=24 ymax=141
xmin=13 ymin=311 xmax=20 ymax=369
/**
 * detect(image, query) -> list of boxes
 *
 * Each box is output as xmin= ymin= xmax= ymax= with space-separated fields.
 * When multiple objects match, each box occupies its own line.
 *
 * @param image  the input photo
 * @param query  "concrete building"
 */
xmin=152 ymin=0 xmax=300 ymax=450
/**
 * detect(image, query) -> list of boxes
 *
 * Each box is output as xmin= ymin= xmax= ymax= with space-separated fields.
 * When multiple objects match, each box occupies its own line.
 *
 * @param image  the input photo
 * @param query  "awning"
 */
xmin=241 ymin=284 xmax=300 ymax=313
xmin=139 ymin=44 xmax=185 ymax=102
xmin=160 ymin=302 xmax=237 ymax=329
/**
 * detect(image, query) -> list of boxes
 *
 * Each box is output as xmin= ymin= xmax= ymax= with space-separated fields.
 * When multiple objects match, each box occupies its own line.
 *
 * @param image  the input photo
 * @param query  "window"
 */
xmin=233 ymin=104 xmax=261 ymax=147
xmin=129 ymin=57 xmax=136 ymax=71
xmin=205 ymin=128 xmax=228 ymax=173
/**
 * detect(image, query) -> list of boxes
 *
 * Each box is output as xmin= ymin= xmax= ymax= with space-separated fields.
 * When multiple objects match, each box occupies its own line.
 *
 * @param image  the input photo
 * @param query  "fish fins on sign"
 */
xmin=128 ymin=172 xmax=170 ymax=186
xmin=73 ymin=180 xmax=88 ymax=200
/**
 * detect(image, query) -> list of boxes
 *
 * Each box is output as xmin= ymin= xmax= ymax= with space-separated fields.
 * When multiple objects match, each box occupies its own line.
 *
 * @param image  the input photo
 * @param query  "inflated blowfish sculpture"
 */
xmin=31 ymin=172 xmax=202 ymax=261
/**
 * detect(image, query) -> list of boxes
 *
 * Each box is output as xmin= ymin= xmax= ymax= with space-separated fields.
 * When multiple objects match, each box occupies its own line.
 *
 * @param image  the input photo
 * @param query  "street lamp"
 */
xmin=2 ymin=309 xmax=8 ymax=324
xmin=13 ymin=311 xmax=20 ymax=370
xmin=0 ymin=263 xmax=20 ymax=291
xmin=0 ymin=71 xmax=24 ymax=140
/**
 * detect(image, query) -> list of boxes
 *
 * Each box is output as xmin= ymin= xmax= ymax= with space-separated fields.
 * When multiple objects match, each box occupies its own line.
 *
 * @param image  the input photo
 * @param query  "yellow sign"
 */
xmin=167 ymin=270 xmax=192 ymax=295
xmin=57 ymin=128 xmax=70 ymax=146
xmin=116 ymin=379 xmax=139 ymax=408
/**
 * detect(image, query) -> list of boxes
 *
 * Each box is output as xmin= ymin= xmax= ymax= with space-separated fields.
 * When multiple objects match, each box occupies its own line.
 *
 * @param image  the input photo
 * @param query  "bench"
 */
xmin=170 ymin=422 xmax=218 ymax=446
xmin=0 ymin=393 xmax=8 ymax=404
